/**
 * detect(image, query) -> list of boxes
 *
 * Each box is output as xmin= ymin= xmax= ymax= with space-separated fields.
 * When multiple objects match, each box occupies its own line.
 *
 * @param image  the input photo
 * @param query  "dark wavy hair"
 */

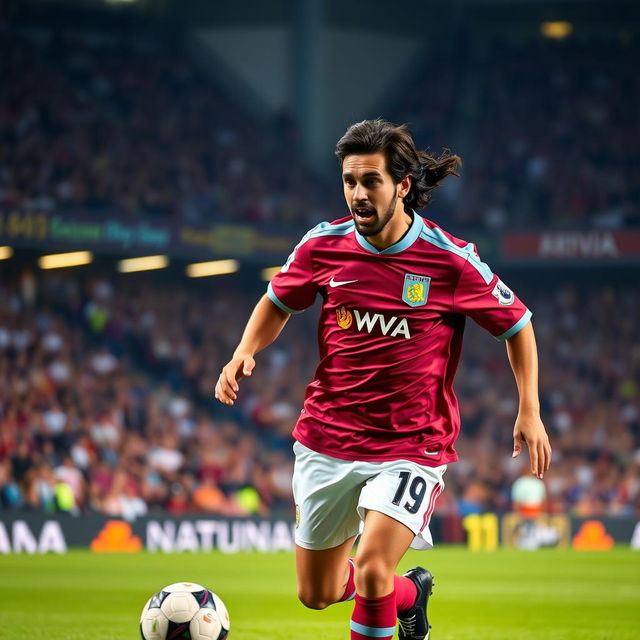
xmin=335 ymin=119 xmax=462 ymax=211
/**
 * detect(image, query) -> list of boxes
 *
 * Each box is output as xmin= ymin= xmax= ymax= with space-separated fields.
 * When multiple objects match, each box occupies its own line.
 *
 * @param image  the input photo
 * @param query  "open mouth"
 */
xmin=353 ymin=207 xmax=376 ymax=224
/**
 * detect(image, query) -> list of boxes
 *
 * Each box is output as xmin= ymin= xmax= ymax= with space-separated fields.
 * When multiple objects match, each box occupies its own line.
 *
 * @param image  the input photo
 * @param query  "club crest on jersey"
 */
xmin=402 ymin=274 xmax=430 ymax=307
xmin=491 ymin=279 xmax=515 ymax=306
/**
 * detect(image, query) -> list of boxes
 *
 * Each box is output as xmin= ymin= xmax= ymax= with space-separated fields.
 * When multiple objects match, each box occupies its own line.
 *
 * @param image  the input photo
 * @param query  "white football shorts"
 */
xmin=292 ymin=441 xmax=446 ymax=551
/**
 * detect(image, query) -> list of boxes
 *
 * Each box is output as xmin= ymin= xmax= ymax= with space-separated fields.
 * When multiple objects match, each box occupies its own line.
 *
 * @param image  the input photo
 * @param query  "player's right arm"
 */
xmin=215 ymin=295 xmax=290 ymax=406
xmin=217 ymin=222 xmax=322 ymax=406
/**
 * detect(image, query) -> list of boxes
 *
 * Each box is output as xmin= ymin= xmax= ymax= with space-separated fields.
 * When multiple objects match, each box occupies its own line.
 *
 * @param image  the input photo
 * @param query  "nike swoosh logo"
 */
xmin=329 ymin=277 xmax=358 ymax=288
xmin=424 ymin=450 xmax=440 ymax=456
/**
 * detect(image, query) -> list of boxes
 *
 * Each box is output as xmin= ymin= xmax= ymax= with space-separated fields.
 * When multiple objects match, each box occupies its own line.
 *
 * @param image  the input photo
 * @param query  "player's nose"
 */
xmin=353 ymin=183 xmax=368 ymax=202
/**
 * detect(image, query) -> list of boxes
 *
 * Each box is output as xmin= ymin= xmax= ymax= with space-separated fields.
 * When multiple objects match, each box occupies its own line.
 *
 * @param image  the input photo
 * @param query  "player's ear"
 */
xmin=399 ymin=174 xmax=412 ymax=198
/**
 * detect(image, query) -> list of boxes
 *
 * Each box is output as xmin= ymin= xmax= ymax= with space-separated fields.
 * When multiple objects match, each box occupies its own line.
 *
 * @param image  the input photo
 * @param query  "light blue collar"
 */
xmin=355 ymin=210 xmax=423 ymax=255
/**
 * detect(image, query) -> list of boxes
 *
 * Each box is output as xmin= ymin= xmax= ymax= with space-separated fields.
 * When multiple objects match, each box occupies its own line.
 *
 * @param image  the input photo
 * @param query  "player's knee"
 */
xmin=297 ymin=588 xmax=331 ymax=610
xmin=353 ymin=556 xmax=393 ymax=595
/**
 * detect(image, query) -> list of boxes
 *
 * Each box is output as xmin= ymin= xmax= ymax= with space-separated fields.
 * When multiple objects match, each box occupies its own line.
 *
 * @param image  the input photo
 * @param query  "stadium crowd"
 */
xmin=1 ymin=20 xmax=638 ymax=525
xmin=0 ymin=267 xmax=638 ymax=521
xmin=463 ymin=38 xmax=639 ymax=231
xmin=0 ymin=27 xmax=328 ymax=228
xmin=2 ymin=28 xmax=638 ymax=233
xmin=388 ymin=36 xmax=640 ymax=232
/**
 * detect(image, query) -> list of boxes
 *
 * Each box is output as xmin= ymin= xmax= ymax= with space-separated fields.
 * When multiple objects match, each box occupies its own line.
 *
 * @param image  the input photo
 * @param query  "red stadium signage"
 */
xmin=502 ymin=231 xmax=640 ymax=261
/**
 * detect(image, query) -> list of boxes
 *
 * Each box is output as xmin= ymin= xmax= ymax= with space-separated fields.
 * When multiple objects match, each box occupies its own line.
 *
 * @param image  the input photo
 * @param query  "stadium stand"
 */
xmin=3 ymin=29 xmax=638 ymax=232
xmin=0 ymin=268 xmax=638 ymax=520
xmin=0 ymin=22 xmax=638 ymax=524
xmin=0 ymin=28 xmax=331 ymax=228
xmin=379 ymin=36 xmax=639 ymax=232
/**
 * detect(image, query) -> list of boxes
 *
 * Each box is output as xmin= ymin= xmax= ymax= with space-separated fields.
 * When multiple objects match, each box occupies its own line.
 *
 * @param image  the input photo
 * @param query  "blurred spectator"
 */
xmin=192 ymin=477 xmax=227 ymax=514
xmin=102 ymin=467 xmax=148 ymax=522
xmin=512 ymin=475 xmax=546 ymax=518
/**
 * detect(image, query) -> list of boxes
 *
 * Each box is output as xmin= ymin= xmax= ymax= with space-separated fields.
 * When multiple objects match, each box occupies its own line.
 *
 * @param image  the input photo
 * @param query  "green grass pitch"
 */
xmin=0 ymin=547 xmax=638 ymax=639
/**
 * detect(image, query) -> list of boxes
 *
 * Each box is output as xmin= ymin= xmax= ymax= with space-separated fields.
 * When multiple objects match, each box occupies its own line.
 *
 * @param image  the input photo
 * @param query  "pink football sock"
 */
xmin=339 ymin=558 xmax=356 ymax=602
xmin=350 ymin=591 xmax=396 ymax=640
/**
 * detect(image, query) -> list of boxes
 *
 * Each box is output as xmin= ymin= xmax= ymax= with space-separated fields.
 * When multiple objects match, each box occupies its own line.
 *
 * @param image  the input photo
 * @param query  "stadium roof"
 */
xmin=5 ymin=0 xmax=640 ymax=35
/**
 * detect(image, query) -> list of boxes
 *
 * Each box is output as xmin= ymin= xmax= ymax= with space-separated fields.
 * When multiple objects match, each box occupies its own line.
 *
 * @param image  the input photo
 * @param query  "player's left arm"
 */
xmin=505 ymin=321 xmax=552 ymax=479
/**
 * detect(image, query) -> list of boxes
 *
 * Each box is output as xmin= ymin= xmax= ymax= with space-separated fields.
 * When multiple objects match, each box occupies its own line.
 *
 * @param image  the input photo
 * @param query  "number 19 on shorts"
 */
xmin=392 ymin=471 xmax=429 ymax=514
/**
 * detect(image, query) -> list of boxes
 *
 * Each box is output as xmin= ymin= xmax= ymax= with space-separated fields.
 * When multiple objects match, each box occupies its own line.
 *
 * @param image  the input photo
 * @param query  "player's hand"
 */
xmin=215 ymin=354 xmax=255 ymax=406
xmin=512 ymin=410 xmax=552 ymax=479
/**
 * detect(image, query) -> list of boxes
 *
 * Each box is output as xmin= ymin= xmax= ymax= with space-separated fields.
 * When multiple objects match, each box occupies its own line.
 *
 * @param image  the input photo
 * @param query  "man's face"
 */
xmin=342 ymin=152 xmax=401 ymax=237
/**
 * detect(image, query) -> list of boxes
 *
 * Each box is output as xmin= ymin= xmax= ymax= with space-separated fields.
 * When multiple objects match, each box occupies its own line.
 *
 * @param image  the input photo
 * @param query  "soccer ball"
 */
xmin=140 ymin=582 xmax=230 ymax=640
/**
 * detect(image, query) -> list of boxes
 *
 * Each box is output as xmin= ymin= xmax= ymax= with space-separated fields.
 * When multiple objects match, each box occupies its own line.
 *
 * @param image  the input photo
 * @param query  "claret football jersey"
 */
xmin=267 ymin=211 xmax=531 ymax=466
